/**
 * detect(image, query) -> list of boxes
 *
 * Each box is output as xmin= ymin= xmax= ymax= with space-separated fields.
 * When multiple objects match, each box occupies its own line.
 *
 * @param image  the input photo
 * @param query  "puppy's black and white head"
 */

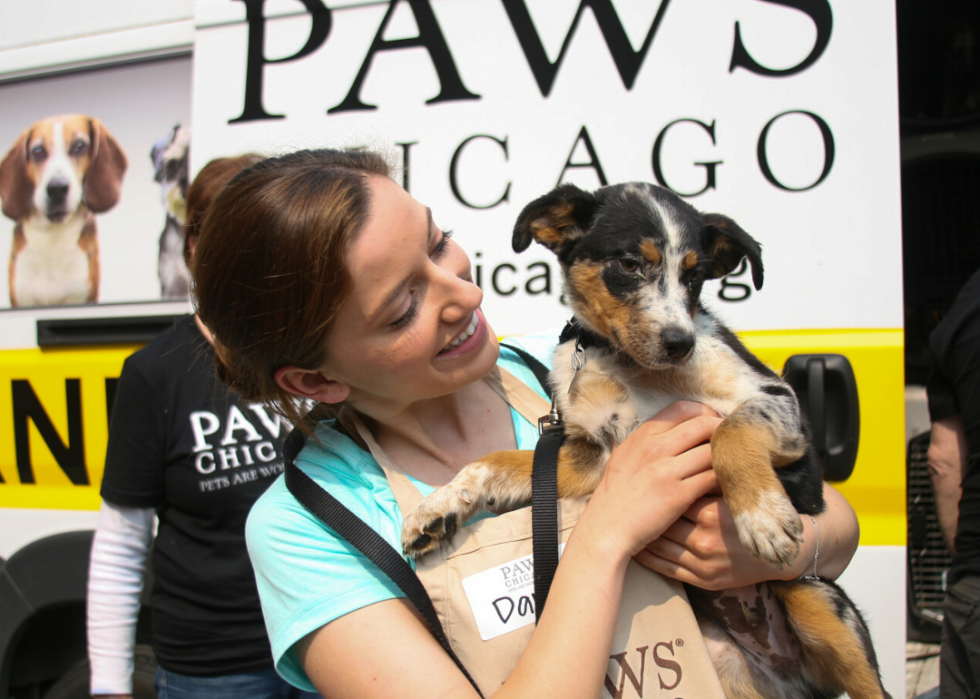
xmin=513 ymin=182 xmax=763 ymax=369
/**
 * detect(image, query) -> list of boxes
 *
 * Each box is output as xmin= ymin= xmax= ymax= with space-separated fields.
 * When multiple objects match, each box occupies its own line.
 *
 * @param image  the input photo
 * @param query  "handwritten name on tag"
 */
xmin=461 ymin=544 xmax=566 ymax=641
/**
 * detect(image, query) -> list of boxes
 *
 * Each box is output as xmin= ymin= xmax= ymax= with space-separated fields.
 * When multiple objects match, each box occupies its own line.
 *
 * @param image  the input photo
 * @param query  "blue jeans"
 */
xmin=155 ymin=666 xmax=321 ymax=699
xmin=941 ymin=574 xmax=980 ymax=699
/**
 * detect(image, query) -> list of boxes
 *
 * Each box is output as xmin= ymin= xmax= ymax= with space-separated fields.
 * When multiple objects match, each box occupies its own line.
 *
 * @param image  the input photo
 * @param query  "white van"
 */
xmin=0 ymin=2 xmax=906 ymax=698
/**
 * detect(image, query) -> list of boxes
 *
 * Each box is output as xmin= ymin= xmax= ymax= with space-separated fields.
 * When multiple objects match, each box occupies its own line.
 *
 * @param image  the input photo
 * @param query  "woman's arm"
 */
xmin=87 ymin=500 xmax=155 ymax=698
xmin=928 ymin=415 xmax=967 ymax=552
xmin=634 ymin=481 xmax=860 ymax=589
xmin=296 ymin=403 xmax=722 ymax=699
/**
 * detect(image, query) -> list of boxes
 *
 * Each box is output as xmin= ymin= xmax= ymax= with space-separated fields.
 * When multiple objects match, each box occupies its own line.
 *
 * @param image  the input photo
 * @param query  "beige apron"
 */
xmin=343 ymin=366 xmax=725 ymax=699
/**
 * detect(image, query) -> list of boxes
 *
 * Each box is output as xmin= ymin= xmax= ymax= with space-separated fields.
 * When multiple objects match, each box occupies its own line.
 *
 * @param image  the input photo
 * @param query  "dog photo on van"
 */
xmin=0 ymin=114 xmax=128 ymax=307
xmin=151 ymin=124 xmax=190 ymax=299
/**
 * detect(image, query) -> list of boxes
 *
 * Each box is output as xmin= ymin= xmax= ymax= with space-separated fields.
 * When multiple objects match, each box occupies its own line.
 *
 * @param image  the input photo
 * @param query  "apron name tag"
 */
xmin=461 ymin=543 xmax=566 ymax=641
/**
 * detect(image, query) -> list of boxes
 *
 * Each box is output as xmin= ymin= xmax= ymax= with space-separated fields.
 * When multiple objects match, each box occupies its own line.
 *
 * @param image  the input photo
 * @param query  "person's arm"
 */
xmin=928 ymin=415 xmax=967 ymax=552
xmin=635 ymin=480 xmax=860 ymax=588
xmin=295 ymin=403 xmax=722 ymax=699
xmin=87 ymin=500 xmax=155 ymax=698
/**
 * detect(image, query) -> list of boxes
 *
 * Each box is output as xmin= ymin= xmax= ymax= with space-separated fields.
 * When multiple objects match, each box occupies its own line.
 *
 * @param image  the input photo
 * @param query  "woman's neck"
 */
xmin=356 ymin=378 xmax=516 ymax=486
xmin=194 ymin=314 xmax=216 ymax=346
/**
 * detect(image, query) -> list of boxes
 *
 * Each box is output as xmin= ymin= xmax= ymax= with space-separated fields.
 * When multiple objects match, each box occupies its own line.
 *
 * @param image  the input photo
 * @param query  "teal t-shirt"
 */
xmin=245 ymin=336 xmax=558 ymax=689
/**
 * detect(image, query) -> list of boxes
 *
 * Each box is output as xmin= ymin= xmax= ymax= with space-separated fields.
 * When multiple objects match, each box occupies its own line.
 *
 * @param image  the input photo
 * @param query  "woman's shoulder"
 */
xmin=496 ymin=328 xmax=562 ymax=400
xmin=248 ymin=421 xmax=399 ymax=542
xmin=246 ymin=423 xmax=410 ymax=689
xmin=120 ymin=316 xmax=212 ymax=395
xmin=498 ymin=328 xmax=562 ymax=370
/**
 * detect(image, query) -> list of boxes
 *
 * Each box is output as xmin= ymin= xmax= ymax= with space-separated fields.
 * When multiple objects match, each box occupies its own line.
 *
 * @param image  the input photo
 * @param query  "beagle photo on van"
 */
xmin=403 ymin=182 xmax=890 ymax=699
xmin=0 ymin=114 xmax=128 ymax=307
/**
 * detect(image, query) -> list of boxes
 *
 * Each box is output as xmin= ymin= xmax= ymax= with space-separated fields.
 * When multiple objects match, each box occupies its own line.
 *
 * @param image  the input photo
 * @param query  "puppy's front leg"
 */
xmin=402 ymin=450 xmax=535 ymax=557
xmin=401 ymin=436 xmax=607 ymax=557
xmin=711 ymin=397 xmax=809 ymax=568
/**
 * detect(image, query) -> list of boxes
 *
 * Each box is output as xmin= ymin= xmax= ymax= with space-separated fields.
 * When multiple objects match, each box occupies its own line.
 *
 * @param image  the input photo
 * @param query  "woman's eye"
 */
xmin=620 ymin=259 xmax=639 ymax=273
xmin=432 ymin=229 xmax=454 ymax=258
xmin=390 ymin=294 xmax=419 ymax=330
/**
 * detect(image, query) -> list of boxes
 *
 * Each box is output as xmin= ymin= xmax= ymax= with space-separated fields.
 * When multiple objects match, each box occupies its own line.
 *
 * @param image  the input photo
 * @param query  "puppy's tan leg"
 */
xmin=401 ymin=436 xmax=607 ymax=557
xmin=403 ymin=368 xmax=624 ymax=557
xmin=711 ymin=415 xmax=807 ymax=568
xmin=770 ymin=581 xmax=891 ymax=699
xmin=555 ymin=436 xmax=607 ymax=497
xmin=401 ymin=450 xmax=534 ymax=556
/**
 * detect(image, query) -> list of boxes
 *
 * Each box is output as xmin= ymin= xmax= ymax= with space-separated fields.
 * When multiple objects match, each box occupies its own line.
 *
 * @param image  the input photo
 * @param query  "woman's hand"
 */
xmin=635 ymin=482 xmax=860 ymax=588
xmin=580 ymin=401 xmax=722 ymax=561
xmin=634 ymin=494 xmax=785 ymax=589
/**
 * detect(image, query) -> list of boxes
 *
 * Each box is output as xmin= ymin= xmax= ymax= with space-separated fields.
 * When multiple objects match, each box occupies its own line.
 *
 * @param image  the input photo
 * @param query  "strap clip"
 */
xmin=538 ymin=400 xmax=563 ymax=434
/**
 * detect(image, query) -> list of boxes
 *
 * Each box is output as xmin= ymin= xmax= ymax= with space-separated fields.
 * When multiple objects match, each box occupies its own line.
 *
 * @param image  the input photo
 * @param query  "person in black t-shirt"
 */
xmin=928 ymin=267 xmax=980 ymax=699
xmin=87 ymin=155 xmax=319 ymax=699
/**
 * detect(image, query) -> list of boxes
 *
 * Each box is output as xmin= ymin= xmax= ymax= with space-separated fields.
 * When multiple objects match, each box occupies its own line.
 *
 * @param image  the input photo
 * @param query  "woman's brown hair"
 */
xmin=183 ymin=154 xmax=264 ymax=268
xmin=192 ymin=148 xmax=393 ymax=433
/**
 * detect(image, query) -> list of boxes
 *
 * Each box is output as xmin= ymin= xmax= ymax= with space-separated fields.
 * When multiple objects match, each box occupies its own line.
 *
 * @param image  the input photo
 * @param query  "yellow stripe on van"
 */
xmin=0 ymin=330 xmax=907 ymax=548
xmin=0 ymin=345 xmax=140 ymax=511
xmin=740 ymin=329 xmax=905 ymax=547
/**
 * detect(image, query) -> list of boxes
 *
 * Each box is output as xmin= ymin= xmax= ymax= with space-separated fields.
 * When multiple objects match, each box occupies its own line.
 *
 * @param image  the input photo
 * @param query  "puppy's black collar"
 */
xmin=558 ymin=318 xmax=610 ymax=350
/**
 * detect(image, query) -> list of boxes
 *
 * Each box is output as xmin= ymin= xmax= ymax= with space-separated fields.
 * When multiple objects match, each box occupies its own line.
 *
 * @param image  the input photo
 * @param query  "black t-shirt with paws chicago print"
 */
xmin=101 ymin=315 xmax=285 ymax=676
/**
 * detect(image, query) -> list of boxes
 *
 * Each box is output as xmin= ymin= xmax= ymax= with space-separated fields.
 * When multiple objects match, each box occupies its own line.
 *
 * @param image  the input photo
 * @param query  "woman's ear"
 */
xmin=274 ymin=365 xmax=351 ymax=404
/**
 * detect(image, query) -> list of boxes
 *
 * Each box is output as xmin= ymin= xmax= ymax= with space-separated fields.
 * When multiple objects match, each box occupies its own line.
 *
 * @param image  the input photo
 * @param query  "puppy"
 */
xmin=0 ymin=114 xmax=127 ymax=307
xmin=151 ymin=124 xmax=191 ymax=299
xmin=402 ymin=183 xmax=890 ymax=699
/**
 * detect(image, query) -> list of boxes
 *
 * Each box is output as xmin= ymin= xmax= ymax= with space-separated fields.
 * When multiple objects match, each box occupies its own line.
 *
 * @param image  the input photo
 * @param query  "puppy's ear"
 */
xmin=701 ymin=213 xmax=764 ymax=290
xmin=84 ymin=119 xmax=129 ymax=213
xmin=513 ymin=183 xmax=599 ymax=253
xmin=0 ymin=128 xmax=35 ymax=221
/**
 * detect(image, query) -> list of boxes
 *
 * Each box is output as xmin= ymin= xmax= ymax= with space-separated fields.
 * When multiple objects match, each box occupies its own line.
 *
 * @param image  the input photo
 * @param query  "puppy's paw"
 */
xmin=733 ymin=489 xmax=804 ymax=568
xmin=401 ymin=485 xmax=476 ymax=558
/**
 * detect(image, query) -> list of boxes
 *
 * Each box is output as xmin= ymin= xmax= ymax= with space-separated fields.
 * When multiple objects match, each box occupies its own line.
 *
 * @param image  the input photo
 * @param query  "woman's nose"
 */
xmin=436 ymin=258 xmax=482 ymax=324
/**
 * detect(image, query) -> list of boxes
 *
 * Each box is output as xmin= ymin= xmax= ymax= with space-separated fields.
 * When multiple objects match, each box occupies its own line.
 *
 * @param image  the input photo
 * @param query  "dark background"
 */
xmin=897 ymin=0 xmax=980 ymax=384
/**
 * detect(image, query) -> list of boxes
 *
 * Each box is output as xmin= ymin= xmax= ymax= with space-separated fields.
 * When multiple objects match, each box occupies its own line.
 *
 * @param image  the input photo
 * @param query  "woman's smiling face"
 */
xmin=318 ymin=175 xmax=499 ymax=408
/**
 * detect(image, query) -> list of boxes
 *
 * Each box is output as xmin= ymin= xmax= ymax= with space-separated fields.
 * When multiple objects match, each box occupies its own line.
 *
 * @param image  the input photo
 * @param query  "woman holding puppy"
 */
xmin=192 ymin=148 xmax=860 ymax=699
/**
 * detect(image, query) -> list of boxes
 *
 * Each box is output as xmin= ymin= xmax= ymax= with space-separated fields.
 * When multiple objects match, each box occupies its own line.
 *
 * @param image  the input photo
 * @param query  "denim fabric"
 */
xmin=941 ymin=574 xmax=980 ymax=699
xmin=155 ymin=666 xmax=321 ymax=699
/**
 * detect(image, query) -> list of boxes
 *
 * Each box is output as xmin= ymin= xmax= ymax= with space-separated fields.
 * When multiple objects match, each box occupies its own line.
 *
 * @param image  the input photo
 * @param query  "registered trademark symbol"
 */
xmin=675 ymin=638 xmax=684 ymax=647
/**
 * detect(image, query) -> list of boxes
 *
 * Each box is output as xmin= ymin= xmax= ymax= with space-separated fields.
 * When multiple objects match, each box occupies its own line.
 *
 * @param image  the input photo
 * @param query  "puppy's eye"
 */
xmin=69 ymin=140 xmax=88 ymax=156
xmin=620 ymin=259 xmax=640 ymax=273
xmin=30 ymin=144 xmax=47 ymax=161
xmin=687 ymin=274 xmax=703 ymax=290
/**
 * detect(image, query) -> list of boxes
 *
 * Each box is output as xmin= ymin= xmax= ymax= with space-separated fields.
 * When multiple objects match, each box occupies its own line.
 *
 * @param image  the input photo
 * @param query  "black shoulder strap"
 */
xmin=497 ymin=342 xmax=563 ymax=623
xmin=287 ymin=337 xmax=564 ymax=666
xmin=498 ymin=343 xmax=553 ymax=398
xmin=283 ymin=430 xmax=484 ymax=697
xmin=530 ymin=427 xmax=562 ymax=622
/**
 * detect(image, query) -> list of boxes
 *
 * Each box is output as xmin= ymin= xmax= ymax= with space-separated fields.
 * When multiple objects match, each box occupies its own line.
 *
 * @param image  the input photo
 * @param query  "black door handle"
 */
xmin=782 ymin=354 xmax=860 ymax=482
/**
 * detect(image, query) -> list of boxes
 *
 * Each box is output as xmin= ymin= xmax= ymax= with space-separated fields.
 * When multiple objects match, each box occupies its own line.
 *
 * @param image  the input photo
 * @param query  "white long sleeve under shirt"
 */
xmin=87 ymin=500 xmax=155 ymax=695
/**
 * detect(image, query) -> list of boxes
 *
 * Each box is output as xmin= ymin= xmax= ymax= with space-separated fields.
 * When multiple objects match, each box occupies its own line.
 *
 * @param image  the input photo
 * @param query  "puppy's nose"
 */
xmin=47 ymin=179 xmax=69 ymax=204
xmin=663 ymin=328 xmax=695 ymax=360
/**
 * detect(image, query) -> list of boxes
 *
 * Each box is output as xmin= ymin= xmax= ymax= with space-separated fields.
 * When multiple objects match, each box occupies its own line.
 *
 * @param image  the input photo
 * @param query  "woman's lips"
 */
xmin=437 ymin=309 xmax=487 ymax=358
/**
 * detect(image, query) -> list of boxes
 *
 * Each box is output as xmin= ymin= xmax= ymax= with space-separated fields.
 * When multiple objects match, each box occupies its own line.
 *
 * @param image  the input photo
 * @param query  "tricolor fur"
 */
xmin=0 ymin=114 xmax=127 ymax=307
xmin=402 ymin=182 xmax=889 ymax=699
xmin=151 ymin=124 xmax=191 ymax=299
